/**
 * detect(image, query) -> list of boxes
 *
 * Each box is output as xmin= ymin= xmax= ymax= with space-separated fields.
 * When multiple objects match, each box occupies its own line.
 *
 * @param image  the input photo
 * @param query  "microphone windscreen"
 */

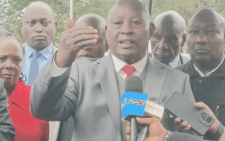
xmin=125 ymin=76 xmax=143 ymax=93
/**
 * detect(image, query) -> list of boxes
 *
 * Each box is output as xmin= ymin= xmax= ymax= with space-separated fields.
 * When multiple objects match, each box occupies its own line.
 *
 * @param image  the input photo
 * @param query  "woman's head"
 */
xmin=0 ymin=31 xmax=24 ymax=88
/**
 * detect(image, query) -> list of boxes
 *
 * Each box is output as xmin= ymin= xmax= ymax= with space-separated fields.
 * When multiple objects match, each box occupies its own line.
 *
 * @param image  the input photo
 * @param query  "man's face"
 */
xmin=187 ymin=14 xmax=225 ymax=66
xmin=21 ymin=6 xmax=56 ymax=51
xmin=150 ymin=20 xmax=185 ymax=65
xmin=75 ymin=19 xmax=107 ymax=59
xmin=106 ymin=5 xmax=149 ymax=64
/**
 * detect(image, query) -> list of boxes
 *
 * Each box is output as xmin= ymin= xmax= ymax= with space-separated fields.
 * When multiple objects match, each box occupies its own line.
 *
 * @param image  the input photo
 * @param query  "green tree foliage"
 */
xmin=0 ymin=0 xmax=225 ymax=52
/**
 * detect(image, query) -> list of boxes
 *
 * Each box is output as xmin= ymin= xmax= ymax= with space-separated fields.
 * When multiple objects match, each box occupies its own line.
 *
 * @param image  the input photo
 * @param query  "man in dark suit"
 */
xmin=150 ymin=11 xmax=189 ymax=68
xmin=123 ymin=102 xmax=224 ymax=141
xmin=176 ymin=9 xmax=225 ymax=127
xmin=55 ymin=13 xmax=109 ymax=141
xmin=0 ymin=78 xmax=15 ymax=140
xmin=30 ymin=0 xmax=195 ymax=140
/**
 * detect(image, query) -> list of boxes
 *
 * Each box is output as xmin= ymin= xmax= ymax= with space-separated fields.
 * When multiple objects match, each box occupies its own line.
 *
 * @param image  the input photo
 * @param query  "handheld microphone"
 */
xmin=121 ymin=76 xmax=165 ymax=141
xmin=124 ymin=76 xmax=144 ymax=141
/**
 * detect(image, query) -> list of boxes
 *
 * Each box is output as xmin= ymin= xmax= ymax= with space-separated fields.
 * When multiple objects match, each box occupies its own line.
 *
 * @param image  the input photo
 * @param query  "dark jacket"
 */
xmin=176 ymin=60 xmax=225 ymax=126
xmin=0 ymin=78 xmax=15 ymax=140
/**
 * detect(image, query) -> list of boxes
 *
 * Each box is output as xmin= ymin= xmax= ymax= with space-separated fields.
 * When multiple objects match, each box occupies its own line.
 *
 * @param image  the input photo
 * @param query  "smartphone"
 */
xmin=164 ymin=91 xmax=215 ymax=136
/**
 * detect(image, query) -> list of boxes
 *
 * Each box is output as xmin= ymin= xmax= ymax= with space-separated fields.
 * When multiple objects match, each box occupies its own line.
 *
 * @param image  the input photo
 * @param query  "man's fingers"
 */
xmin=184 ymin=124 xmax=191 ymax=131
xmin=125 ymin=126 xmax=131 ymax=135
xmin=67 ymin=18 xmax=73 ymax=29
xmin=126 ymin=135 xmax=130 ymax=141
xmin=136 ymin=117 xmax=155 ymax=125
xmin=66 ymin=28 xmax=98 ymax=38
xmin=170 ymin=115 xmax=174 ymax=118
xmin=195 ymin=102 xmax=209 ymax=111
xmin=180 ymin=121 xmax=188 ymax=128
xmin=121 ymin=118 xmax=128 ymax=124
xmin=174 ymin=117 xmax=181 ymax=123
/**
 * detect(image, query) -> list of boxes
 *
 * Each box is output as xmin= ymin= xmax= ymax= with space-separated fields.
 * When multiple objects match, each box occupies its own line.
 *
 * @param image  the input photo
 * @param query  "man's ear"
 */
xmin=149 ymin=22 xmax=155 ymax=39
xmin=181 ymin=33 xmax=187 ymax=47
xmin=20 ymin=21 xmax=23 ymax=29
xmin=55 ymin=21 xmax=58 ymax=29
xmin=105 ymin=39 xmax=109 ymax=52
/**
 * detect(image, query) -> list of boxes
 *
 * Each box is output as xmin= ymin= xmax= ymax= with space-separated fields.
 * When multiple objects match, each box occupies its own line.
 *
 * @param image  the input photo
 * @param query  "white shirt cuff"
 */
xmin=52 ymin=56 xmax=68 ymax=77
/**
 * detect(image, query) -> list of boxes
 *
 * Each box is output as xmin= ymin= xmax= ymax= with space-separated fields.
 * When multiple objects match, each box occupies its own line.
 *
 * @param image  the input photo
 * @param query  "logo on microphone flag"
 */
xmin=128 ymin=99 xmax=146 ymax=106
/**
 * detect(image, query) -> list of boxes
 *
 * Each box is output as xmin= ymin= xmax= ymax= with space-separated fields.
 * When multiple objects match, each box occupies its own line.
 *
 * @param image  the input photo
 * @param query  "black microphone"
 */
xmin=125 ymin=76 xmax=143 ymax=141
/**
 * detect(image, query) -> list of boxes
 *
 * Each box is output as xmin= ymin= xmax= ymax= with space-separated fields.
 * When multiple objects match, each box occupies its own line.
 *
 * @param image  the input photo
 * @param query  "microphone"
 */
xmin=137 ymin=97 xmax=161 ymax=141
xmin=121 ymin=76 xmax=164 ymax=141
xmin=124 ymin=76 xmax=144 ymax=141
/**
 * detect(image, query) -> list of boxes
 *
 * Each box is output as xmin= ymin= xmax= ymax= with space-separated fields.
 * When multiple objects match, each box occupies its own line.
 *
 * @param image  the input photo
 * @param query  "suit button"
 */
xmin=197 ymin=79 xmax=202 ymax=83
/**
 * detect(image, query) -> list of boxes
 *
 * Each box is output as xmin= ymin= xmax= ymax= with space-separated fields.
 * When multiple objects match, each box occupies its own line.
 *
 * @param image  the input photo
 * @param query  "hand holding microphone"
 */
xmin=121 ymin=76 xmax=164 ymax=141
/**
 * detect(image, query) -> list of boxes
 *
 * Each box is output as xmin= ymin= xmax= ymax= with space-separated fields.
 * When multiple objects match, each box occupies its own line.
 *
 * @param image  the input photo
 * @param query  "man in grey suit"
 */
xmin=123 ymin=102 xmax=224 ymax=141
xmin=56 ymin=13 xmax=109 ymax=141
xmin=150 ymin=11 xmax=189 ymax=68
xmin=0 ymin=78 xmax=15 ymax=140
xmin=30 ymin=0 xmax=195 ymax=141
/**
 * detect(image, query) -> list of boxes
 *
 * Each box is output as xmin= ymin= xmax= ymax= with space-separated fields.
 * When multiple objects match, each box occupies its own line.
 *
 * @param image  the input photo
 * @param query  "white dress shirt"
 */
xmin=193 ymin=57 xmax=225 ymax=77
xmin=152 ymin=54 xmax=179 ymax=68
xmin=52 ymin=53 xmax=148 ymax=79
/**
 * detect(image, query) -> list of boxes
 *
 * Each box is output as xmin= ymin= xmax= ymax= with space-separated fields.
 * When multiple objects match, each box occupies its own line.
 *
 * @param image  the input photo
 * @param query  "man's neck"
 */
xmin=193 ymin=56 xmax=224 ymax=76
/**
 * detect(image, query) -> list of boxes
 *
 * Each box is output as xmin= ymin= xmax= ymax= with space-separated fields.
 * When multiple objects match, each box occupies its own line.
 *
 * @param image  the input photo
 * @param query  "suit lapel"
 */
xmin=144 ymin=58 xmax=168 ymax=102
xmin=93 ymin=55 xmax=121 ymax=133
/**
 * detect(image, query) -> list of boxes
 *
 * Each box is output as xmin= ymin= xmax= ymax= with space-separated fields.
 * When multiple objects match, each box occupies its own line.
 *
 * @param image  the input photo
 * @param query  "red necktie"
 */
xmin=122 ymin=65 xmax=136 ymax=80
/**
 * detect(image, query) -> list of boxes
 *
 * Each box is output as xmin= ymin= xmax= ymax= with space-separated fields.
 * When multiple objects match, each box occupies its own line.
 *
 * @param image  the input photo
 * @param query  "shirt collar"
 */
xmin=193 ymin=56 xmax=225 ymax=77
xmin=25 ymin=43 xmax=53 ymax=59
xmin=169 ymin=55 xmax=180 ymax=68
xmin=111 ymin=53 xmax=148 ymax=73
xmin=152 ymin=54 xmax=179 ymax=68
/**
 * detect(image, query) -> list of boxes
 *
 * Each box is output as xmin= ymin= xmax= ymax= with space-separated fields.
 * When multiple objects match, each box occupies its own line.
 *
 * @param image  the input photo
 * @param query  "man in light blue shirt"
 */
xmin=21 ymin=2 xmax=57 ymax=85
xmin=23 ymin=43 xmax=55 ymax=85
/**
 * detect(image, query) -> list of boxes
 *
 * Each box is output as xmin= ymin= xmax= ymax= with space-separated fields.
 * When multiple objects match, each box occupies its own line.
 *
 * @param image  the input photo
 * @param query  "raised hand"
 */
xmin=55 ymin=18 xmax=99 ymax=68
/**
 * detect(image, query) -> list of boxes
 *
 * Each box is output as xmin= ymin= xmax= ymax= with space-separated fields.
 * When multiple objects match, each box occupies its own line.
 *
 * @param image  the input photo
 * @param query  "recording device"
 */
xmin=164 ymin=91 xmax=215 ymax=136
xmin=121 ymin=76 xmax=164 ymax=141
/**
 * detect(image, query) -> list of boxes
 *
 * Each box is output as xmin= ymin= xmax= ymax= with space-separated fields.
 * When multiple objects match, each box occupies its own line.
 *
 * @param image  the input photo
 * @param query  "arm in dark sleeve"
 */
xmin=0 ymin=79 xmax=15 ymax=140
xmin=167 ymin=132 xmax=206 ymax=141
xmin=204 ymin=122 xmax=224 ymax=141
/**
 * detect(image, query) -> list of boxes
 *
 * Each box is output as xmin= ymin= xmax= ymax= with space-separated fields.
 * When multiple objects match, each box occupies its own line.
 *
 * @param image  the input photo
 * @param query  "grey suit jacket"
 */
xmin=30 ymin=55 xmax=195 ymax=141
xmin=0 ymin=78 xmax=15 ymax=140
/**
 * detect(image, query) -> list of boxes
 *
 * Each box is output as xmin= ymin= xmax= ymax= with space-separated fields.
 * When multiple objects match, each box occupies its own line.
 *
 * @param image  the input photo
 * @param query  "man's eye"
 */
xmin=0 ymin=57 xmax=6 ymax=61
xmin=208 ymin=29 xmax=217 ymax=34
xmin=28 ymin=21 xmax=35 ymax=26
xmin=14 ymin=59 xmax=21 ymax=63
xmin=114 ymin=21 xmax=122 ymax=24
xmin=132 ymin=21 xmax=140 ymax=24
xmin=154 ymin=34 xmax=161 ymax=40
xmin=189 ymin=30 xmax=198 ymax=34
xmin=42 ymin=21 xmax=49 ymax=26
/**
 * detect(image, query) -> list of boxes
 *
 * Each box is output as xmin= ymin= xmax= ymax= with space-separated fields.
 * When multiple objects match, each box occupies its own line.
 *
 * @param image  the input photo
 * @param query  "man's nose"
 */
xmin=158 ymin=39 xmax=169 ymax=50
xmin=196 ymin=32 xmax=207 ymax=45
xmin=121 ymin=22 xmax=134 ymax=35
xmin=34 ymin=22 xmax=43 ymax=33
